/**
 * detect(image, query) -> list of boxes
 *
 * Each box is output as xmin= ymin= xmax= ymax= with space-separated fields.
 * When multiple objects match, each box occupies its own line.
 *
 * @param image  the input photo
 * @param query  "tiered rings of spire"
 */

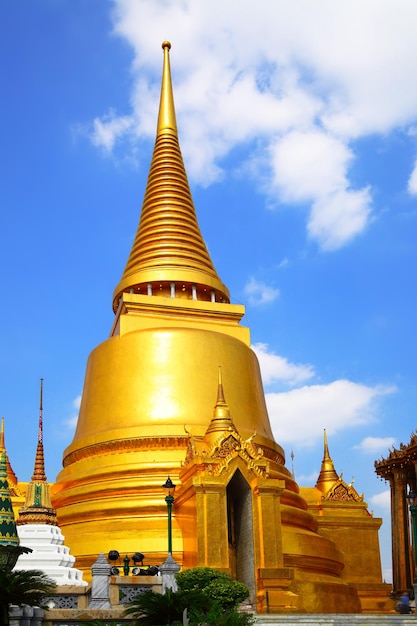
xmin=113 ymin=41 xmax=229 ymax=312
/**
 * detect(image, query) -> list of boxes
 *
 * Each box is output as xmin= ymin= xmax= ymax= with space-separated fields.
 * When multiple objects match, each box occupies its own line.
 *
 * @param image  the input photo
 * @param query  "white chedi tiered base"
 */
xmin=15 ymin=524 xmax=87 ymax=586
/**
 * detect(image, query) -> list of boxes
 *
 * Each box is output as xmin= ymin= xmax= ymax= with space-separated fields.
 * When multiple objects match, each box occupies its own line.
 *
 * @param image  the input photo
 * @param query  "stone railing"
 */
xmin=9 ymin=605 xmax=44 ymax=626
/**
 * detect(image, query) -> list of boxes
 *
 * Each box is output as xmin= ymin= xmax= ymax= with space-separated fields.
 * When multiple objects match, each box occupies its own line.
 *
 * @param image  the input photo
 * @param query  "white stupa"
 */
xmin=13 ymin=380 xmax=86 ymax=585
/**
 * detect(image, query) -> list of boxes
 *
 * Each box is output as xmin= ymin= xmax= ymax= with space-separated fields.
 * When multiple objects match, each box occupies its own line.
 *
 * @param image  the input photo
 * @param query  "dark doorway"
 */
xmin=226 ymin=469 xmax=255 ymax=601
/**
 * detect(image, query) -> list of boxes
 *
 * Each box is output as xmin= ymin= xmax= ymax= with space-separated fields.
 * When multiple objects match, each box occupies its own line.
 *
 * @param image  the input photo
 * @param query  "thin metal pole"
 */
xmin=165 ymin=494 xmax=174 ymax=554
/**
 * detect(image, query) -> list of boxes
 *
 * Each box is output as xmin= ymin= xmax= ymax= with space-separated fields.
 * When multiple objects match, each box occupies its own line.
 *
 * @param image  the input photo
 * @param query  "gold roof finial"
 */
xmin=315 ymin=428 xmax=339 ymax=493
xmin=157 ymin=41 xmax=177 ymax=136
xmin=205 ymin=367 xmax=234 ymax=438
xmin=112 ymin=42 xmax=229 ymax=313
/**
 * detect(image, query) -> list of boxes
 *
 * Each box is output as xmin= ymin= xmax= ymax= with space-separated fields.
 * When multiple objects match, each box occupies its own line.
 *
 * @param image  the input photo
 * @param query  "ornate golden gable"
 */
xmin=182 ymin=425 xmax=269 ymax=479
xmin=323 ymin=477 xmax=364 ymax=502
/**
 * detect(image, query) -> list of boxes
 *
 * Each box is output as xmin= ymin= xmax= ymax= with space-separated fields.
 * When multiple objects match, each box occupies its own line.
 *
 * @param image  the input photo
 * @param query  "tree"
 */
xmin=0 ymin=569 xmax=56 ymax=626
xmin=124 ymin=587 xmax=211 ymax=626
xmin=176 ymin=567 xmax=249 ymax=611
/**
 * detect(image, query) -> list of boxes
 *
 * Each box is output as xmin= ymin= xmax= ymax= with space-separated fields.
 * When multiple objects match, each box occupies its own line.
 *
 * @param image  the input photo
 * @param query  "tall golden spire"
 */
xmin=315 ymin=429 xmax=339 ymax=493
xmin=17 ymin=380 xmax=57 ymax=526
xmin=112 ymin=41 xmax=229 ymax=312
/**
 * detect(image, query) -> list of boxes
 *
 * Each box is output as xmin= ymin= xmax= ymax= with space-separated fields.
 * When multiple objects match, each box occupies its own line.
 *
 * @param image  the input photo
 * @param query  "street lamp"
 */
xmin=162 ymin=477 xmax=176 ymax=555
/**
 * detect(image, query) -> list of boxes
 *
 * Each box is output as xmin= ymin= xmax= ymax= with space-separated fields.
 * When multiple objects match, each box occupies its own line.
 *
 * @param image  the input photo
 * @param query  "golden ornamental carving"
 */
xmin=323 ymin=479 xmax=363 ymax=502
xmin=182 ymin=423 xmax=269 ymax=478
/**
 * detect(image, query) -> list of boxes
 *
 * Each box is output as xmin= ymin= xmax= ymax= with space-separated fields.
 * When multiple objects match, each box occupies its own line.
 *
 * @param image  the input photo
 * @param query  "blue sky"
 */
xmin=1 ymin=0 xmax=417 ymax=582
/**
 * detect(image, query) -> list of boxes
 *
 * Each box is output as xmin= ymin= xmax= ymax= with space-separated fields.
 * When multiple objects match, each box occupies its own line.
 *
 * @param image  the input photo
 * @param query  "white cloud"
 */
xmin=244 ymin=278 xmax=279 ymax=306
xmin=269 ymin=131 xmax=352 ymax=203
xmin=368 ymin=489 xmax=391 ymax=511
xmin=269 ymin=131 xmax=372 ymax=249
xmin=354 ymin=436 xmax=396 ymax=454
xmin=265 ymin=380 xmax=395 ymax=447
xmin=73 ymin=395 xmax=82 ymax=410
xmin=91 ymin=110 xmax=133 ymax=152
xmin=408 ymin=161 xmax=417 ymax=195
xmin=87 ymin=0 xmax=417 ymax=249
xmin=252 ymin=342 xmax=314 ymax=387
xmin=63 ymin=395 xmax=82 ymax=431
xmin=307 ymin=187 xmax=372 ymax=250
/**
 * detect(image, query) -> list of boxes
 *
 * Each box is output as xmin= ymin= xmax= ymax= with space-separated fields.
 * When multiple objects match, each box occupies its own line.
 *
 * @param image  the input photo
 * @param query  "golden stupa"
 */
xmin=46 ymin=42 xmax=389 ymax=613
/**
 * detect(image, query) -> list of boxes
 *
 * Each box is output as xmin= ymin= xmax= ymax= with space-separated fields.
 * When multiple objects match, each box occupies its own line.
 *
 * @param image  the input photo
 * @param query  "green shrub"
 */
xmin=176 ymin=567 xmax=249 ymax=611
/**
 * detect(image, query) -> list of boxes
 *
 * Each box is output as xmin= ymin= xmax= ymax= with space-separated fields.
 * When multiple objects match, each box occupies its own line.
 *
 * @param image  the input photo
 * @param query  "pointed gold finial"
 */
xmin=217 ymin=365 xmax=226 ymax=405
xmin=205 ymin=367 xmax=234 ymax=437
xmin=315 ymin=428 xmax=339 ymax=493
xmin=157 ymin=41 xmax=177 ymax=136
xmin=323 ymin=427 xmax=330 ymax=459
xmin=0 ymin=417 xmax=4 ymax=450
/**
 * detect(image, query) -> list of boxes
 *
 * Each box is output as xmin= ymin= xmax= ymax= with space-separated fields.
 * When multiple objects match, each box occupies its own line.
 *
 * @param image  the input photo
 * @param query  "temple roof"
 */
xmin=112 ymin=41 xmax=229 ymax=312
xmin=375 ymin=431 xmax=417 ymax=478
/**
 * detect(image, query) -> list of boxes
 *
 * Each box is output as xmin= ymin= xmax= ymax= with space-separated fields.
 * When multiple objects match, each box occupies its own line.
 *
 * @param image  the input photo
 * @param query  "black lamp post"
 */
xmin=406 ymin=489 xmax=417 ymax=585
xmin=162 ymin=477 xmax=176 ymax=555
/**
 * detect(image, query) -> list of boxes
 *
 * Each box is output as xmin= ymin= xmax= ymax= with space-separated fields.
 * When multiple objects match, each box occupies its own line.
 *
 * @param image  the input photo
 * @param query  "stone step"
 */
xmin=255 ymin=615 xmax=416 ymax=626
